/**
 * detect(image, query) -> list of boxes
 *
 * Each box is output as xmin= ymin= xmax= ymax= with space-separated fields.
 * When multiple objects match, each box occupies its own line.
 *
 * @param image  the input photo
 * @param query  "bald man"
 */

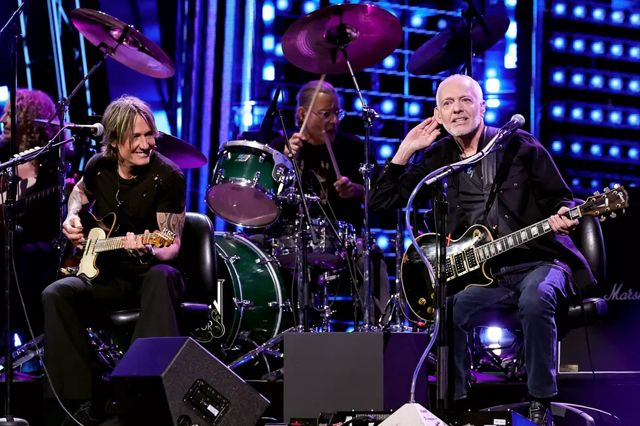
xmin=370 ymin=75 xmax=596 ymax=426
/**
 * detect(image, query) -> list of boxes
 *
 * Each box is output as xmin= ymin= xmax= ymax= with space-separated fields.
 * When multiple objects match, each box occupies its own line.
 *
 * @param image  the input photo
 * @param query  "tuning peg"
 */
xmin=593 ymin=191 xmax=600 ymax=195
xmin=610 ymin=212 xmax=617 ymax=219
xmin=599 ymin=216 xmax=606 ymax=222
xmin=604 ymin=187 xmax=610 ymax=192
xmin=614 ymin=183 xmax=620 ymax=189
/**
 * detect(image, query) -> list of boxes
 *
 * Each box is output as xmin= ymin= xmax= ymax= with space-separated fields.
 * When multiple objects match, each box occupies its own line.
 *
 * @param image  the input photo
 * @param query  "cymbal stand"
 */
xmin=462 ymin=0 xmax=490 ymax=76
xmin=380 ymin=208 xmax=410 ymax=331
xmin=274 ymin=103 xmax=318 ymax=332
xmin=334 ymin=45 xmax=378 ymax=331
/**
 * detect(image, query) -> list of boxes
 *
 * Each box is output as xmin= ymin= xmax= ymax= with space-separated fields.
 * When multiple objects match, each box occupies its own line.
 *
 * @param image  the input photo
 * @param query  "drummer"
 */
xmin=269 ymin=80 xmax=389 ymax=322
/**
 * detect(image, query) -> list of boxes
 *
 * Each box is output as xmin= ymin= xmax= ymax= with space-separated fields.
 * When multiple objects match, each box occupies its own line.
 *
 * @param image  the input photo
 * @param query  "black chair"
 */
xmin=103 ymin=212 xmax=217 ymax=345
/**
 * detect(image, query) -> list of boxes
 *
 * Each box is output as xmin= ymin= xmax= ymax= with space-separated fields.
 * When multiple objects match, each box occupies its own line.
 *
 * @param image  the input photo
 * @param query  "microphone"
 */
xmin=65 ymin=123 xmax=104 ymax=137
xmin=498 ymin=114 xmax=525 ymax=136
xmin=258 ymin=87 xmax=281 ymax=143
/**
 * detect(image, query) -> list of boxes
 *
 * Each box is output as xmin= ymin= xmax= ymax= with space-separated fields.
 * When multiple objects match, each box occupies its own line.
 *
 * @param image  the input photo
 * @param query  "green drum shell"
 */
xmin=213 ymin=145 xmax=279 ymax=195
xmin=214 ymin=232 xmax=289 ymax=348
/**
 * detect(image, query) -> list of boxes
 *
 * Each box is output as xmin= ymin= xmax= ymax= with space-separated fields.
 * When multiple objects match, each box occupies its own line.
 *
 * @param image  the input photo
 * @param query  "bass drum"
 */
xmin=211 ymin=232 xmax=292 ymax=349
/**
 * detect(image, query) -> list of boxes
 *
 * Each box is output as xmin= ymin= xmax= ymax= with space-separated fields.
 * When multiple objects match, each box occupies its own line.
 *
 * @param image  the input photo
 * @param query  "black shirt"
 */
xmin=270 ymin=131 xmax=374 ymax=231
xmin=82 ymin=151 xmax=186 ymax=273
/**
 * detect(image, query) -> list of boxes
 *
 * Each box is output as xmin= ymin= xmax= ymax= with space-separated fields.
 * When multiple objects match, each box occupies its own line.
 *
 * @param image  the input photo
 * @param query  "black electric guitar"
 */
xmin=401 ymin=186 xmax=629 ymax=321
xmin=60 ymin=211 xmax=175 ymax=280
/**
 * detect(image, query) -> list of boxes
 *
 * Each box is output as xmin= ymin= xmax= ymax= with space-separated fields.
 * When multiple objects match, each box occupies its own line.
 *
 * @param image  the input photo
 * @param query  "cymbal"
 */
xmin=282 ymin=4 xmax=403 ymax=75
xmin=156 ymin=132 xmax=207 ymax=169
xmin=70 ymin=8 xmax=175 ymax=79
xmin=407 ymin=15 xmax=509 ymax=76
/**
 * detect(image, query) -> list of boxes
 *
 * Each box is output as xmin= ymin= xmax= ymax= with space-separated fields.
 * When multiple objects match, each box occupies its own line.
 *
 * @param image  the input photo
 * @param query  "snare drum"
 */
xmin=206 ymin=141 xmax=294 ymax=227
xmin=270 ymin=218 xmax=357 ymax=269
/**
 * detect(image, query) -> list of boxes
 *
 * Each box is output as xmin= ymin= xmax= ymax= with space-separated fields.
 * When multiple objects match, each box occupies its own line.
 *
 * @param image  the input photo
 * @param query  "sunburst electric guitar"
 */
xmin=401 ymin=186 xmax=629 ymax=321
xmin=60 ymin=211 xmax=176 ymax=280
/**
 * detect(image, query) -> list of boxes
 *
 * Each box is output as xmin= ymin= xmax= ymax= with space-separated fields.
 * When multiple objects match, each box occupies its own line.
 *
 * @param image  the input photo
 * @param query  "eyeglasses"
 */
xmin=312 ymin=108 xmax=345 ymax=121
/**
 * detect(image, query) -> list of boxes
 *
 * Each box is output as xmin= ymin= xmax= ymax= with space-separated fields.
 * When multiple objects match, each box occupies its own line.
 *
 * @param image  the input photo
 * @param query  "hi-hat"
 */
xmin=407 ymin=15 xmax=509 ymax=76
xmin=70 ymin=8 xmax=175 ymax=78
xmin=282 ymin=3 xmax=403 ymax=75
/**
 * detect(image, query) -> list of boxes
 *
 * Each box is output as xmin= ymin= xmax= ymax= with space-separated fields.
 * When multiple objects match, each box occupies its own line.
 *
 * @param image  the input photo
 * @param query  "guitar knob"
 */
xmin=610 ymin=212 xmax=617 ymax=219
xmin=418 ymin=298 xmax=427 ymax=306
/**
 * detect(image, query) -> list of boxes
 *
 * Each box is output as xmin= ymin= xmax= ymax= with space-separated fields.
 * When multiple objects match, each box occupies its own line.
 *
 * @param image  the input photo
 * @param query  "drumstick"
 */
xmin=298 ymin=74 xmax=326 ymax=138
xmin=323 ymin=131 xmax=342 ymax=179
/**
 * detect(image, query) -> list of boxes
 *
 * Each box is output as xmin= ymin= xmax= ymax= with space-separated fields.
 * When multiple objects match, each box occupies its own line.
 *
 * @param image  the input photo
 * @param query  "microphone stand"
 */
xmin=0 ymin=2 xmax=28 ymax=423
xmin=274 ymin=105 xmax=318 ymax=332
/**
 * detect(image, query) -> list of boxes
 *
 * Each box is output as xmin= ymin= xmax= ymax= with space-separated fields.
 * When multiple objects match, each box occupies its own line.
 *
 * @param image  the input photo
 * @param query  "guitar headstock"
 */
xmin=149 ymin=229 xmax=176 ymax=247
xmin=580 ymin=185 xmax=629 ymax=220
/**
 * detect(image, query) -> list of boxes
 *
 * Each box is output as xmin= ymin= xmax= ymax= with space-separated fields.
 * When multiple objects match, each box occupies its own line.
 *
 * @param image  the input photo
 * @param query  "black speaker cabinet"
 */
xmin=109 ymin=337 xmax=269 ymax=426
xmin=283 ymin=332 xmax=430 ymax=422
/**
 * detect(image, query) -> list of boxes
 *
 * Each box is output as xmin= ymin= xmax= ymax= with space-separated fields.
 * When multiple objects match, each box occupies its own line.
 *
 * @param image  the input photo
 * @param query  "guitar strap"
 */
xmin=482 ymin=126 xmax=501 ymax=231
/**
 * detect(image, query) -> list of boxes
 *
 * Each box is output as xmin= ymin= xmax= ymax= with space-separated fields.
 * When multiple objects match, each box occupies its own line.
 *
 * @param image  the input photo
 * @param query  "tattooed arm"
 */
xmin=62 ymin=177 xmax=96 ymax=248
xmin=153 ymin=210 xmax=186 ymax=261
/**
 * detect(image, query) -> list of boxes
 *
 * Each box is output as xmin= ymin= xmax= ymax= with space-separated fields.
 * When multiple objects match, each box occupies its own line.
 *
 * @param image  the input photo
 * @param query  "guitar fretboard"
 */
xmin=91 ymin=234 xmax=155 ymax=253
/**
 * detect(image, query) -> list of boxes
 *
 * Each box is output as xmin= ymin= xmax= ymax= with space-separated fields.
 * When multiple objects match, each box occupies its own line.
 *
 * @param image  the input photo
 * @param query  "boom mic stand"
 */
xmin=0 ymin=2 xmax=29 ymax=423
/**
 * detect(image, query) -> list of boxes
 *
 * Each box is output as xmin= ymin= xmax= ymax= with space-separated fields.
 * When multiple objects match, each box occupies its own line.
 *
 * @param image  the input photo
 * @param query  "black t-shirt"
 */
xmin=458 ymin=162 xmax=485 ymax=227
xmin=82 ymin=151 xmax=186 ymax=273
xmin=270 ymin=131 xmax=373 ymax=231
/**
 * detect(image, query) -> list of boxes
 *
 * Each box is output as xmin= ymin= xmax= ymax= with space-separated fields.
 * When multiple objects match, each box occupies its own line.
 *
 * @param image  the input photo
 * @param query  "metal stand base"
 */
xmin=227 ymin=327 xmax=297 ymax=370
xmin=0 ymin=418 xmax=29 ymax=425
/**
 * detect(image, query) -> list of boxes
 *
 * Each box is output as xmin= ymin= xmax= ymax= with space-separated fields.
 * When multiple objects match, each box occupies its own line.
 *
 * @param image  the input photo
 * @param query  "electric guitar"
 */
xmin=60 ymin=211 xmax=175 ymax=280
xmin=400 ymin=186 xmax=629 ymax=321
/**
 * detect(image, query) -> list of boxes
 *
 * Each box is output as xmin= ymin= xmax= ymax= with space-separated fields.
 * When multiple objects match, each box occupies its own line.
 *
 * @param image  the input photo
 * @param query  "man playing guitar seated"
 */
xmin=41 ymin=95 xmax=187 ymax=426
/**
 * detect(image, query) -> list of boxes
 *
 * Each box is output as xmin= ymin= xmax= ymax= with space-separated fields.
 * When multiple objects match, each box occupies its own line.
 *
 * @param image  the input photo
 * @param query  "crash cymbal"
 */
xmin=282 ymin=3 xmax=402 ymax=75
xmin=156 ymin=132 xmax=207 ymax=169
xmin=70 ymin=8 xmax=175 ymax=79
xmin=407 ymin=15 xmax=509 ymax=76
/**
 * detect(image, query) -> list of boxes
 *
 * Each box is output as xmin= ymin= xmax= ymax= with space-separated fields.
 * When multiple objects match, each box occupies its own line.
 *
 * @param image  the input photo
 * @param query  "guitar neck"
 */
xmin=94 ymin=234 xmax=155 ymax=253
xmin=475 ymin=206 xmax=582 ymax=263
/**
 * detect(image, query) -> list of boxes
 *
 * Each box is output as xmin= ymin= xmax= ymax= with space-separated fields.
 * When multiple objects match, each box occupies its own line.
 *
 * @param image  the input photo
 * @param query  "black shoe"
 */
xmin=529 ymin=400 xmax=553 ymax=426
xmin=61 ymin=401 xmax=107 ymax=426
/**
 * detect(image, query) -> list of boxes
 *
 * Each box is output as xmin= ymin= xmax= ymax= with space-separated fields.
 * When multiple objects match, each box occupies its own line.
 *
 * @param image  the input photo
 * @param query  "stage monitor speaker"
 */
xmin=109 ymin=337 xmax=269 ymax=426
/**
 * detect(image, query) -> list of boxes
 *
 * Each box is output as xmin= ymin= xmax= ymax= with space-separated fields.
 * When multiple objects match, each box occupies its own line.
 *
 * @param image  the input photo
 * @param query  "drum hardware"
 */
xmin=234 ymin=300 xmax=255 ymax=310
xmin=268 ymin=300 xmax=292 ymax=311
xmin=214 ymin=169 xmax=224 ymax=184
xmin=316 ymin=271 xmax=341 ymax=333
xmin=252 ymin=171 xmax=261 ymax=186
xmin=87 ymin=328 xmax=124 ymax=372
xmin=227 ymin=327 xmax=297 ymax=371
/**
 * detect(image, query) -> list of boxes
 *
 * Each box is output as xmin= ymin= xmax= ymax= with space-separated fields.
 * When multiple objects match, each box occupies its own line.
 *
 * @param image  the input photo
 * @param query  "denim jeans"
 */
xmin=451 ymin=261 xmax=569 ymax=400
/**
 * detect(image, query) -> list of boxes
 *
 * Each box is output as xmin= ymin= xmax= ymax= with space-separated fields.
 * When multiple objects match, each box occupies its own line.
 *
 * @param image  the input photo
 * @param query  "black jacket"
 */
xmin=370 ymin=127 xmax=596 ymax=293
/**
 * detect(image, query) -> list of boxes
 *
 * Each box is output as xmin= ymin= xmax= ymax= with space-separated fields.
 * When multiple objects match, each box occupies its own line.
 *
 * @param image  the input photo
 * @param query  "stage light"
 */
xmin=411 ymin=14 xmax=424 ymax=28
xmin=590 ymin=75 xmax=604 ymax=88
xmin=485 ymin=78 xmax=500 ymax=93
xmin=0 ymin=86 xmax=8 ymax=103
xmin=590 ymin=144 xmax=602 ymax=156
xmin=611 ymin=44 xmax=623 ymax=57
xmin=610 ymin=111 xmax=622 ymax=124
xmin=276 ymin=0 xmax=289 ymax=10
xmin=552 ymin=36 xmax=566 ymax=50
xmin=486 ymin=68 xmax=498 ymax=78
xmin=629 ymin=114 xmax=640 ymax=125
xmin=271 ymin=87 xmax=287 ymax=103
xmin=376 ymin=235 xmax=390 ymax=250
xmin=13 ymin=333 xmax=21 ymax=348
xmin=629 ymin=80 xmax=639 ymax=92
xmin=404 ymin=237 xmax=412 ymax=250
xmin=379 ymin=144 xmax=393 ymax=158
xmin=408 ymin=101 xmax=422 ymax=116
xmin=571 ymin=107 xmax=584 ymax=120
xmin=591 ymin=41 xmax=604 ymax=55
xmin=275 ymin=42 xmax=283 ymax=56
xmin=506 ymin=21 xmax=517 ymax=39
xmin=551 ymin=105 xmax=565 ymax=118
xmin=303 ymin=0 xmax=317 ymax=14
xmin=383 ymin=55 xmax=397 ymax=69
xmin=485 ymin=111 xmax=497 ymax=123
xmin=262 ymin=2 xmax=275 ymax=23
xmin=486 ymin=98 xmax=500 ymax=108
xmin=571 ymin=73 xmax=584 ymax=86
xmin=630 ymin=46 xmax=640 ymax=59
xmin=592 ymin=8 xmax=605 ymax=21
xmin=505 ymin=0 xmax=517 ymax=8
xmin=354 ymin=96 xmax=369 ymax=112
xmin=611 ymin=10 xmax=625 ymax=23
xmin=571 ymin=142 xmax=582 ymax=154
xmin=552 ymin=70 xmax=565 ymax=84
xmin=572 ymin=39 xmax=585 ymax=52
xmin=609 ymin=146 xmax=621 ymax=157
xmin=263 ymin=35 xmax=275 ymax=51
xmin=572 ymin=178 xmax=580 ymax=187
xmin=629 ymin=147 xmax=639 ymax=159
xmin=591 ymin=179 xmax=601 ymax=188
xmin=631 ymin=13 xmax=640 ymax=25
xmin=590 ymin=109 xmax=603 ymax=122
xmin=609 ymin=77 xmax=622 ymax=90
xmin=437 ymin=19 xmax=448 ymax=30
xmin=553 ymin=3 xmax=566 ymax=15
xmin=486 ymin=327 xmax=503 ymax=343
xmin=262 ymin=62 xmax=275 ymax=81
xmin=381 ymin=99 xmax=396 ymax=114
xmin=551 ymin=140 xmax=563 ymax=152
xmin=572 ymin=5 xmax=586 ymax=18
xmin=505 ymin=43 xmax=517 ymax=69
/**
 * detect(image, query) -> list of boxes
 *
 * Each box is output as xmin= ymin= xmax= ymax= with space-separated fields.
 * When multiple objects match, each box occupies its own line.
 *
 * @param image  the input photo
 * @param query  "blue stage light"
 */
xmin=551 ymin=140 xmax=563 ymax=152
xmin=303 ymin=0 xmax=317 ymax=14
xmin=404 ymin=237 xmax=412 ymax=250
xmin=411 ymin=14 xmax=424 ymax=28
xmin=275 ymin=42 xmax=283 ymax=56
xmin=572 ymin=5 xmax=586 ymax=18
xmin=276 ymin=0 xmax=289 ymax=10
xmin=631 ymin=13 xmax=640 ymax=25
xmin=552 ymin=70 xmax=565 ymax=84
xmin=485 ymin=78 xmax=500 ymax=93
xmin=408 ymin=102 xmax=422 ymax=116
xmin=354 ymin=96 xmax=369 ymax=112
xmin=609 ymin=77 xmax=623 ymax=90
xmin=611 ymin=44 xmax=623 ymax=57
xmin=505 ymin=0 xmax=517 ymax=7
xmin=630 ymin=46 xmax=640 ymax=59
xmin=592 ymin=8 xmax=605 ymax=21
xmin=590 ymin=144 xmax=602 ymax=156
xmin=553 ymin=37 xmax=566 ymax=50
xmin=572 ymin=178 xmax=580 ymax=187
xmin=551 ymin=105 xmax=565 ymax=118
xmin=376 ymin=235 xmax=390 ymax=250
xmin=591 ymin=179 xmax=601 ymax=189
xmin=262 ymin=62 xmax=275 ymax=81
xmin=591 ymin=41 xmax=604 ymax=55
xmin=486 ymin=68 xmax=498 ymax=78
xmin=590 ymin=75 xmax=604 ymax=88
xmin=553 ymin=3 xmax=566 ymax=15
xmin=610 ymin=111 xmax=622 ymax=124
xmin=571 ymin=142 xmax=582 ymax=154
xmin=572 ymin=39 xmax=585 ymax=52
xmin=629 ymin=147 xmax=639 ymax=159
xmin=609 ymin=146 xmax=621 ymax=157
xmin=611 ymin=11 xmax=625 ymax=23
xmin=629 ymin=80 xmax=640 ymax=92
xmin=379 ymin=144 xmax=393 ymax=158
xmin=571 ymin=73 xmax=584 ymax=85
xmin=437 ymin=19 xmax=448 ymax=30
xmin=590 ymin=109 xmax=603 ymax=122
xmin=486 ymin=98 xmax=500 ymax=108
xmin=262 ymin=2 xmax=275 ymax=23
xmin=381 ymin=99 xmax=396 ymax=114
xmin=0 ymin=86 xmax=8 ymax=103
xmin=629 ymin=114 xmax=640 ymax=125
xmin=485 ymin=111 xmax=497 ymax=123
xmin=383 ymin=55 xmax=397 ymax=69
xmin=263 ymin=35 xmax=275 ymax=51
xmin=506 ymin=21 xmax=517 ymax=39
xmin=571 ymin=107 xmax=584 ymax=120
